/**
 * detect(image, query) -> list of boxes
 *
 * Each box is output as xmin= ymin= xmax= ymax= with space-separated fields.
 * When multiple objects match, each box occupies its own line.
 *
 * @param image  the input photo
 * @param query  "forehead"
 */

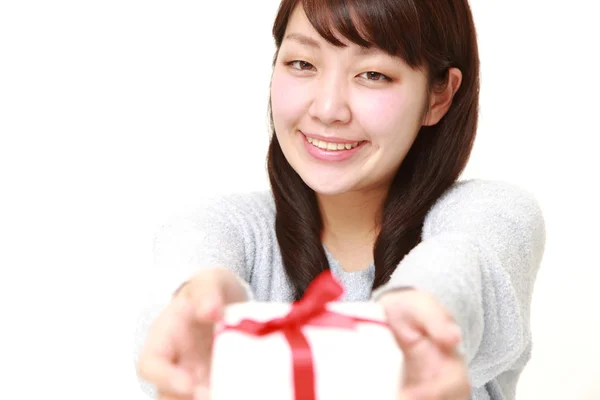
xmin=283 ymin=4 xmax=359 ymax=49
xmin=283 ymin=4 xmax=381 ymax=55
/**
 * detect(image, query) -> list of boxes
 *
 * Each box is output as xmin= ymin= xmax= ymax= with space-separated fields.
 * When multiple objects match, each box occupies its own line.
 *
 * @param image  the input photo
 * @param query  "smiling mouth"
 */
xmin=305 ymin=136 xmax=363 ymax=151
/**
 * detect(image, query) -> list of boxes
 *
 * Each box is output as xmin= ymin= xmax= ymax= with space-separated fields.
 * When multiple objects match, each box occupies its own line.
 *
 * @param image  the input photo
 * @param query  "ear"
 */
xmin=422 ymin=68 xmax=463 ymax=126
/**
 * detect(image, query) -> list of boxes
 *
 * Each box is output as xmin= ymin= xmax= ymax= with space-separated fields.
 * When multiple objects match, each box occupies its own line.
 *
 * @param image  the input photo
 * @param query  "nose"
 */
xmin=308 ymin=75 xmax=351 ymax=126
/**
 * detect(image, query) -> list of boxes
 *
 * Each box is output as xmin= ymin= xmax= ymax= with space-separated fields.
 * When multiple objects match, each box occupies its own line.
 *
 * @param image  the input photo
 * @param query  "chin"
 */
xmin=296 ymin=169 xmax=358 ymax=196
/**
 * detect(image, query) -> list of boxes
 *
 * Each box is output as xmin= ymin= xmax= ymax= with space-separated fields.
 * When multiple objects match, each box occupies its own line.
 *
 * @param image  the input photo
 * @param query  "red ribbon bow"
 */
xmin=221 ymin=270 xmax=387 ymax=400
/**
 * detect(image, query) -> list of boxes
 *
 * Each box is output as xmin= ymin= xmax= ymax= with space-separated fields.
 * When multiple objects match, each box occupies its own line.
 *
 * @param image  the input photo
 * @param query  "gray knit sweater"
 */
xmin=134 ymin=179 xmax=546 ymax=399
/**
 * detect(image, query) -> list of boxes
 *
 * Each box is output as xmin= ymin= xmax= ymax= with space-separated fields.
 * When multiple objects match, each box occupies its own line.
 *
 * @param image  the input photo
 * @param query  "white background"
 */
xmin=0 ymin=0 xmax=598 ymax=399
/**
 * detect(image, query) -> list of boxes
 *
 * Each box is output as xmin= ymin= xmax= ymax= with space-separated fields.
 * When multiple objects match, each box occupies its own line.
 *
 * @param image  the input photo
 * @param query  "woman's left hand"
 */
xmin=378 ymin=289 xmax=471 ymax=400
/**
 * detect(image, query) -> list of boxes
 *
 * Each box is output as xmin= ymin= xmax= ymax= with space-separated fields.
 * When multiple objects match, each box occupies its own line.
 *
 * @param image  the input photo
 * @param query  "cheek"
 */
xmin=354 ymin=89 xmax=424 ymax=142
xmin=270 ymin=69 xmax=309 ymax=128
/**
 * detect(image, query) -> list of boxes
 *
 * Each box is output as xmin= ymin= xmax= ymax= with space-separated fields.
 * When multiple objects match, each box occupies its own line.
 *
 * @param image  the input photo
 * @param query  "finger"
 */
xmin=407 ymin=358 xmax=470 ymax=400
xmin=185 ymin=322 xmax=216 ymax=386
xmin=145 ymin=296 xmax=190 ymax=359
xmin=397 ymin=390 xmax=411 ymax=400
xmin=399 ymin=328 xmax=444 ymax=384
xmin=195 ymin=292 xmax=224 ymax=321
xmin=407 ymin=379 xmax=470 ymax=400
xmin=394 ymin=317 xmax=424 ymax=348
xmin=171 ymin=298 xmax=216 ymax=385
xmin=187 ymin=275 xmax=226 ymax=322
xmin=138 ymin=357 xmax=194 ymax=396
xmin=415 ymin=297 xmax=459 ymax=349
xmin=193 ymin=386 xmax=211 ymax=400
xmin=394 ymin=295 xmax=461 ymax=349
xmin=158 ymin=392 xmax=192 ymax=400
xmin=137 ymin=298 xmax=196 ymax=394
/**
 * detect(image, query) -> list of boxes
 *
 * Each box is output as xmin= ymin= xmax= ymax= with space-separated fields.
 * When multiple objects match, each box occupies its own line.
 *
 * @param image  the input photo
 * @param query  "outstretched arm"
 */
xmin=134 ymin=195 xmax=255 ymax=398
xmin=372 ymin=179 xmax=546 ymax=388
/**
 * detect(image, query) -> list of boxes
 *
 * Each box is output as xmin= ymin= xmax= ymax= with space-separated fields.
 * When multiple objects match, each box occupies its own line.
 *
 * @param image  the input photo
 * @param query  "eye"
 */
xmin=359 ymin=71 xmax=391 ymax=82
xmin=287 ymin=60 xmax=316 ymax=71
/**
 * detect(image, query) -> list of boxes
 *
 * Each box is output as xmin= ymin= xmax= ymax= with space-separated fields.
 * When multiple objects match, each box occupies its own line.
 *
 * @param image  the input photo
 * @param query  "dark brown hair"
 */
xmin=267 ymin=0 xmax=480 ymax=300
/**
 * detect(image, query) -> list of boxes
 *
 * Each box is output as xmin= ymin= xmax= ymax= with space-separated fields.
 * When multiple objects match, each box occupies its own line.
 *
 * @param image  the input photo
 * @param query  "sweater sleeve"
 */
xmin=149 ymin=195 xmax=255 ymax=303
xmin=371 ymin=179 xmax=546 ymax=389
xmin=133 ymin=195 xmax=256 ymax=398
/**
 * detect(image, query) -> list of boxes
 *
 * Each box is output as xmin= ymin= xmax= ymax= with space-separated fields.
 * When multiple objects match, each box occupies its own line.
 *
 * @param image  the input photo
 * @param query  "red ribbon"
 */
xmin=220 ymin=270 xmax=388 ymax=400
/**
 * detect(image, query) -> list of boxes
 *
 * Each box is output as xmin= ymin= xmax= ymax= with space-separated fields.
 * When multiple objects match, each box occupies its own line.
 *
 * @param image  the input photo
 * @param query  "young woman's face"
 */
xmin=270 ymin=4 xmax=430 ymax=196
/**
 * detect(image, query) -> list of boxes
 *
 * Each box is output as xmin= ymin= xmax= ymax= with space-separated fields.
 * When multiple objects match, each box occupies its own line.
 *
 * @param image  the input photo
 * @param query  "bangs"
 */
xmin=301 ymin=0 xmax=424 ymax=67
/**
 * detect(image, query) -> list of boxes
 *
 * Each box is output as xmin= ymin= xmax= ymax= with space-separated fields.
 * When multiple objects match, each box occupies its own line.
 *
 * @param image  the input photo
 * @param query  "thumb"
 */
xmin=394 ymin=319 xmax=424 ymax=349
xmin=180 ymin=272 xmax=227 ymax=323
xmin=194 ymin=288 xmax=224 ymax=322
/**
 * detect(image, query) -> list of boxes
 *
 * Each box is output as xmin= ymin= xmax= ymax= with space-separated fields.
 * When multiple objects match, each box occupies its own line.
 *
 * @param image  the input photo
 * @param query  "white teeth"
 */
xmin=306 ymin=136 xmax=360 ymax=151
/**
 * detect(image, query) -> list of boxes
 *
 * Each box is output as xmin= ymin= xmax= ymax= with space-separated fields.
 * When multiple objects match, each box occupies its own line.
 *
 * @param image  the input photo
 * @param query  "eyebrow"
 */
xmin=284 ymin=33 xmax=321 ymax=49
xmin=284 ymin=32 xmax=381 ymax=56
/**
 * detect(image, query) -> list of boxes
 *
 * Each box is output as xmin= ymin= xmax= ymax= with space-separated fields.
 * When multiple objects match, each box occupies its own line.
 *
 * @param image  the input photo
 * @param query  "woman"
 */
xmin=135 ymin=0 xmax=546 ymax=399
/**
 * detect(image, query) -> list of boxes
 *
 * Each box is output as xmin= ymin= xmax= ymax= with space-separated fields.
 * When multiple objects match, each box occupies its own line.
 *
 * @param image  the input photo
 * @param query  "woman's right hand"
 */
xmin=136 ymin=267 xmax=249 ymax=400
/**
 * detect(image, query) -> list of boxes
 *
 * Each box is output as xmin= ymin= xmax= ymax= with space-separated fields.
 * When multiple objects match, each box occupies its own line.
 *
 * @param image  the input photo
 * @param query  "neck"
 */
xmin=317 ymin=187 xmax=388 ymax=249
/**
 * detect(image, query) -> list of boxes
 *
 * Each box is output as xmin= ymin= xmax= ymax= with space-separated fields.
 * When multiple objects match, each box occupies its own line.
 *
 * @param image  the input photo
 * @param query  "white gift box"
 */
xmin=210 ymin=300 xmax=404 ymax=400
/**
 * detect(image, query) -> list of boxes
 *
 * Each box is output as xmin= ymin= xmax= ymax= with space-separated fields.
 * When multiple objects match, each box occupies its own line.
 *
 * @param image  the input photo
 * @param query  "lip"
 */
xmin=300 ymin=131 xmax=365 ymax=162
xmin=300 ymin=130 xmax=362 ymax=145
